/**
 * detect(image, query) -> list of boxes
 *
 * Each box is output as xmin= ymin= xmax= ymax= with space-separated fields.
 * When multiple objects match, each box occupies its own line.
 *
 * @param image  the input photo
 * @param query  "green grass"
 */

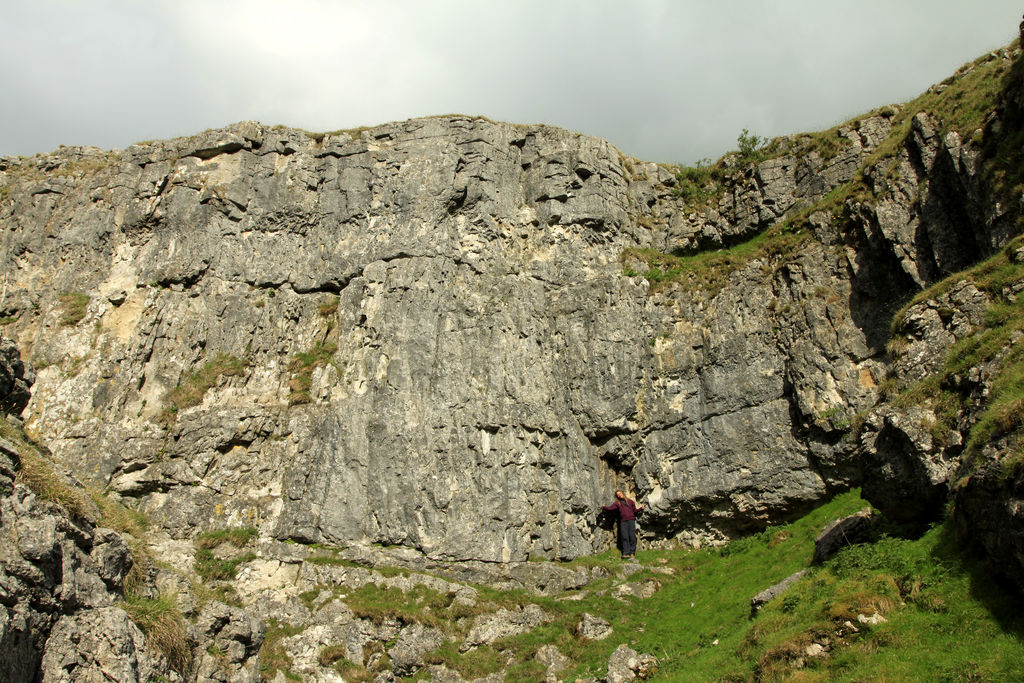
xmin=741 ymin=522 xmax=1024 ymax=682
xmin=194 ymin=549 xmax=256 ymax=582
xmin=550 ymin=491 xmax=1023 ymax=681
xmin=259 ymin=619 xmax=304 ymax=681
xmin=899 ymin=46 xmax=1014 ymax=140
xmin=195 ymin=526 xmax=257 ymax=549
xmin=671 ymin=161 xmax=721 ymax=206
xmin=621 ymin=221 xmax=810 ymax=295
xmin=57 ymin=291 xmax=89 ymax=326
xmin=162 ymin=353 xmax=248 ymax=423
xmin=225 ymin=490 xmax=1024 ymax=681
xmin=123 ymin=592 xmax=191 ymax=676
xmin=193 ymin=526 xmax=258 ymax=582
xmin=287 ymin=341 xmax=339 ymax=405
xmin=317 ymin=645 xmax=381 ymax=682
xmin=366 ymin=489 xmax=1024 ymax=681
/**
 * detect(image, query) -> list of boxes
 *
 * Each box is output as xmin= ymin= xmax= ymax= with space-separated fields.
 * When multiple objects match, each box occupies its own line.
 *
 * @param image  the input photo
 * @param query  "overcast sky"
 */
xmin=2 ymin=1 xmax=1021 ymax=164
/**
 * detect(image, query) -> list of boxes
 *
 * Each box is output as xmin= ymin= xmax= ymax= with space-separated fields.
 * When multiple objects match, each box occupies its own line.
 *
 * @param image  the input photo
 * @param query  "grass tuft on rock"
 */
xmin=287 ymin=342 xmax=339 ymax=405
xmin=123 ymin=592 xmax=192 ymax=676
xmin=621 ymin=221 xmax=811 ymax=295
xmin=194 ymin=527 xmax=258 ymax=582
xmin=195 ymin=526 xmax=257 ymax=549
xmin=161 ymin=353 xmax=248 ymax=424
xmin=1 ymin=418 xmax=97 ymax=523
xmin=57 ymin=291 xmax=90 ymax=326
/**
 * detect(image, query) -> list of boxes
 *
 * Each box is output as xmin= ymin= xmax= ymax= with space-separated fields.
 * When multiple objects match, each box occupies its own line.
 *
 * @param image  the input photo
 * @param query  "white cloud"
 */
xmin=1 ymin=0 xmax=1020 ymax=163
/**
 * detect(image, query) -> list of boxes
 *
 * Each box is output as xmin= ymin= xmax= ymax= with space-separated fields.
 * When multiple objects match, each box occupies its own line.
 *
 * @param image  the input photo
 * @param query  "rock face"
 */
xmin=0 ymin=337 xmax=34 ymax=414
xmin=0 ymin=114 xmax=927 ymax=560
xmin=40 ymin=607 xmax=163 ymax=683
xmin=0 ymin=339 xmax=169 ymax=682
xmin=750 ymin=570 xmax=808 ymax=615
xmin=954 ymin=461 xmax=1024 ymax=593
xmin=0 ymin=49 xmax=1022 ymax=573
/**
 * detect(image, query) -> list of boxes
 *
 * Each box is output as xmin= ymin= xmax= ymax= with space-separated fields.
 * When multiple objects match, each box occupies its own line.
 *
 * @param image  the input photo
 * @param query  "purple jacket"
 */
xmin=604 ymin=498 xmax=639 ymax=521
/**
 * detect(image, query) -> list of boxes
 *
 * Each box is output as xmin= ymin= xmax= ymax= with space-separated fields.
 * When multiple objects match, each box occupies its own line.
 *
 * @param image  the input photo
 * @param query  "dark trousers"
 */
xmin=619 ymin=518 xmax=637 ymax=556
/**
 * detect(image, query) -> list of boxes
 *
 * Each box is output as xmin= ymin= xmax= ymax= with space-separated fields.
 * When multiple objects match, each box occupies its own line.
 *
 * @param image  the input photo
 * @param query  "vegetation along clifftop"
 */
xmin=1 ymin=32 xmax=1024 ymax=683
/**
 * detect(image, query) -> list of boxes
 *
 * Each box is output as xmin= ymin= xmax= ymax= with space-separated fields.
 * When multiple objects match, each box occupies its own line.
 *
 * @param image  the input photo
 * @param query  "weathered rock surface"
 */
xmin=389 ymin=623 xmax=446 ymax=676
xmin=191 ymin=601 xmax=265 ymax=683
xmin=535 ymin=643 xmax=571 ymax=672
xmin=40 ymin=607 xmax=166 ymax=683
xmin=461 ymin=603 xmax=550 ymax=651
xmin=0 ymin=340 xmax=173 ymax=682
xmin=606 ymin=643 xmax=659 ymax=682
xmin=813 ymin=507 xmax=875 ymax=563
xmin=0 ymin=338 xmax=268 ymax=683
xmin=955 ymin=460 xmax=1024 ymax=593
xmin=750 ymin=570 xmax=808 ymax=615
xmin=577 ymin=612 xmax=613 ymax=640
xmin=0 ymin=337 xmax=33 ymax=414
xmin=0 ymin=106 xmax=972 ymax=559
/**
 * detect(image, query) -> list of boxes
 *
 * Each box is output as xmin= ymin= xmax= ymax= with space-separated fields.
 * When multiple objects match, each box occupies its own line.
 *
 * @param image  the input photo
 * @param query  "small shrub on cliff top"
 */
xmin=737 ymin=128 xmax=765 ymax=159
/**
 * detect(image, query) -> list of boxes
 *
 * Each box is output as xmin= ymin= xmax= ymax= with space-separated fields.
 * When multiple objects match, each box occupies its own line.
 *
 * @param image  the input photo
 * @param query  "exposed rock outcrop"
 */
xmin=750 ymin=570 xmax=808 ymax=616
xmin=0 ymin=340 xmax=170 ymax=682
xmin=0 ymin=103 xmax=970 ymax=560
xmin=2 ymin=50 xmax=1022 ymax=565
xmin=3 ymin=38 xmax=1024 ymax=681
xmin=813 ymin=507 xmax=875 ymax=563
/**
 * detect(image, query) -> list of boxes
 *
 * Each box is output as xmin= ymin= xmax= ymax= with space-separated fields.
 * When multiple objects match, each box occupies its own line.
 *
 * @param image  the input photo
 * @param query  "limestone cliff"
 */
xmin=0 ymin=45 xmax=1021 ymax=578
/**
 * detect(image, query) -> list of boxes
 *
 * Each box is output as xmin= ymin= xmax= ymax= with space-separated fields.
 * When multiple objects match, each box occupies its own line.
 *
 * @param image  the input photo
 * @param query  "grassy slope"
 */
xmin=587 ymin=494 xmax=1019 ymax=681
xmin=340 ymin=489 xmax=1024 ymax=682
xmin=572 ymin=491 xmax=1024 ymax=681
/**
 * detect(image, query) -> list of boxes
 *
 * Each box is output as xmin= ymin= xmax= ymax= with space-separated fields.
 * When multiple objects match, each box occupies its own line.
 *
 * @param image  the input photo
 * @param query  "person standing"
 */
xmin=603 ymin=490 xmax=645 ymax=559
